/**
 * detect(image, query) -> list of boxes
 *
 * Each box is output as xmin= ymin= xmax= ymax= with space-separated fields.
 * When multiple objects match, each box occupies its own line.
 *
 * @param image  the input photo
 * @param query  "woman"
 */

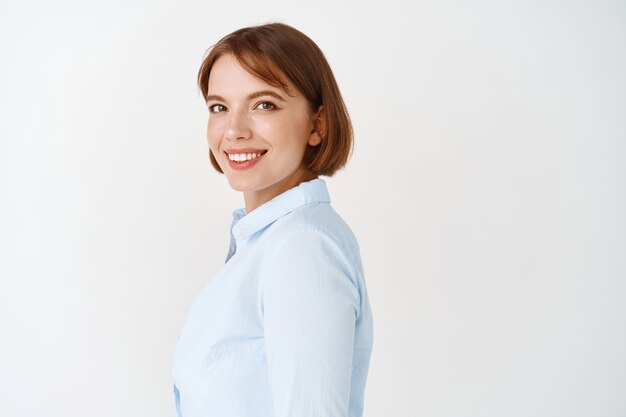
xmin=172 ymin=22 xmax=374 ymax=417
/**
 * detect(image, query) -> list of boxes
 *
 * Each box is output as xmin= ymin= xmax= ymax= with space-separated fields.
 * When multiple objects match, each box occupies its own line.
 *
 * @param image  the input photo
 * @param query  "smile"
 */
xmin=226 ymin=150 xmax=268 ymax=162
xmin=225 ymin=150 xmax=268 ymax=171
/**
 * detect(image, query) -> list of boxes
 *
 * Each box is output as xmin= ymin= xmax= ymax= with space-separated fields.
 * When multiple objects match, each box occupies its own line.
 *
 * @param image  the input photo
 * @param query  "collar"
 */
xmin=230 ymin=178 xmax=331 ymax=244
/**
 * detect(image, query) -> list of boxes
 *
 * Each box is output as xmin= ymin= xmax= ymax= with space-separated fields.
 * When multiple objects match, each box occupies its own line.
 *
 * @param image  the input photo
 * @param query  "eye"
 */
xmin=208 ymin=104 xmax=226 ymax=113
xmin=256 ymin=101 xmax=277 ymax=111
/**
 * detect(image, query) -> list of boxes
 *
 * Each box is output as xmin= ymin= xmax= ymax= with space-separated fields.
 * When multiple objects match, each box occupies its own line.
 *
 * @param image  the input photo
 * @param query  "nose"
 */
xmin=225 ymin=106 xmax=252 ymax=141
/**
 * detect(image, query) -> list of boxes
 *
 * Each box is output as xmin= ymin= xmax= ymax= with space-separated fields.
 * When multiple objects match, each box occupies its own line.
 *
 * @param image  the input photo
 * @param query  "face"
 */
xmin=206 ymin=53 xmax=323 ymax=212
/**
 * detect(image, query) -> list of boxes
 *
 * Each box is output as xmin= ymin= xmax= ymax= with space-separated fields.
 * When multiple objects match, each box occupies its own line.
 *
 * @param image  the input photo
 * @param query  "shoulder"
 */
xmin=267 ymin=201 xmax=361 ymax=261
xmin=259 ymin=202 xmax=365 ymax=310
xmin=261 ymin=203 xmax=363 ymax=299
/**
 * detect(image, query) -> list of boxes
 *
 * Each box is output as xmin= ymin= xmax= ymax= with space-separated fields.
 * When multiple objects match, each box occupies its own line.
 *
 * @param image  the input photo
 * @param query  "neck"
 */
xmin=243 ymin=168 xmax=318 ymax=214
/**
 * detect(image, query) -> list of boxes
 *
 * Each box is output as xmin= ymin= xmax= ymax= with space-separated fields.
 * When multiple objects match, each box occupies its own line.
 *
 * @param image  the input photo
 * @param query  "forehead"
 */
xmin=208 ymin=53 xmax=297 ymax=98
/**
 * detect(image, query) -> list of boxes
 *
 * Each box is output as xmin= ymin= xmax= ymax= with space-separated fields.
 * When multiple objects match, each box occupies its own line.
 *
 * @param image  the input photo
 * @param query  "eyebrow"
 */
xmin=206 ymin=90 xmax=287 ymax=103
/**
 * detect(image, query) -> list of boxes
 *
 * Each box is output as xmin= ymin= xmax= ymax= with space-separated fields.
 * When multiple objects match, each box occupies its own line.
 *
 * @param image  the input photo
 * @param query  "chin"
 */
xmin=226 ymin=176 xmax=261 ymax=192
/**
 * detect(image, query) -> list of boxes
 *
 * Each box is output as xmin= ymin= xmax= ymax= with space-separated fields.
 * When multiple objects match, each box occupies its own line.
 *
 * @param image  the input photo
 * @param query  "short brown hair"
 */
xmin=197 ymin=22 xmax=353 ymax=177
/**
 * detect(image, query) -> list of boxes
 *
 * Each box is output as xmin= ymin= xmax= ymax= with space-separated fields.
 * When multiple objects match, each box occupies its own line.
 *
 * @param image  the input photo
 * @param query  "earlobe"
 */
xmin=308 ymin=132 xmax=322 ymax=146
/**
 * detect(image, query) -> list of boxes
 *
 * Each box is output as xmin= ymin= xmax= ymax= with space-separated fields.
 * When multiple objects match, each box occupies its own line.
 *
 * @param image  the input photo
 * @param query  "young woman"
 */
xmin=172 ymin=22 xmax=374 ymax=417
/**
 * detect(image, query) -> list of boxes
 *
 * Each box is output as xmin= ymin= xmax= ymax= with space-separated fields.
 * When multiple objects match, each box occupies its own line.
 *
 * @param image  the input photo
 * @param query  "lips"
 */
xmin=226 ymin=148 xmax=267 ymax=171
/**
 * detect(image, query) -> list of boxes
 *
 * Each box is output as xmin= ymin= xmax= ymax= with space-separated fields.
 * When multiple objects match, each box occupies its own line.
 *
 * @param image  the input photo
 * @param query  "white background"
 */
xmin=1 ymin=1 xmax=625 ymax=416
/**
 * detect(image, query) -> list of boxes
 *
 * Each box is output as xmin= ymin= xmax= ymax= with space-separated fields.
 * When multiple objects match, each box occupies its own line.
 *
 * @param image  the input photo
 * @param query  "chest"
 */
xmin=173 ymin=242 xmax=268 ymax=380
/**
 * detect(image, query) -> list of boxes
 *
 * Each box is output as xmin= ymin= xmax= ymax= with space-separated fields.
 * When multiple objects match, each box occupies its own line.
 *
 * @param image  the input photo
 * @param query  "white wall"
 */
xmin=1 ymin=1 xmax=624 ymax=416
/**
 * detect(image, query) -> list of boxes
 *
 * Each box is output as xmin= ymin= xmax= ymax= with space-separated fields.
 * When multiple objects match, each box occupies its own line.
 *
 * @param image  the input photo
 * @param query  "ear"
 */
xmin=308 ymin=105 xmax=325 ymax=147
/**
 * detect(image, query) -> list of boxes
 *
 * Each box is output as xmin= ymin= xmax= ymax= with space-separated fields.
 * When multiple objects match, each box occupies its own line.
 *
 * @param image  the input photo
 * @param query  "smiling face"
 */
xmin=206 ymin=53 xmax=323 ymax=213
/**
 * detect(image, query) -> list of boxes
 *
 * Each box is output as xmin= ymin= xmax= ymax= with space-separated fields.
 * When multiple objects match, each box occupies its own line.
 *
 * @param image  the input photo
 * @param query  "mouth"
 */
xmin=224 ymin=149 xmax=268 ymax=163
xmin=224 ymin=149 xmax=269 ymax=171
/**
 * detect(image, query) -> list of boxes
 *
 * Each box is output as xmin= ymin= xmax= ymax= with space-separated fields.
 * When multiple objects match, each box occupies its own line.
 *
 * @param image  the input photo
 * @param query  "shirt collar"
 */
xmin=230 ymin=178 xmax=331 ymax=243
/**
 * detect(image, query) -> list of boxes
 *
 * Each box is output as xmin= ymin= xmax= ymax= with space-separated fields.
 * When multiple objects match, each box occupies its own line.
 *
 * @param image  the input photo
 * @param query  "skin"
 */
xmin=206 ymin=53 xmax=325 ymax=214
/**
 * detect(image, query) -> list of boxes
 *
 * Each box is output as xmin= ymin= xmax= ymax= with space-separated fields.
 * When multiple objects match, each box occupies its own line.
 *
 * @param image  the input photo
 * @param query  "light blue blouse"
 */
xmin=172 ymin=178 xmax=374 ymax=417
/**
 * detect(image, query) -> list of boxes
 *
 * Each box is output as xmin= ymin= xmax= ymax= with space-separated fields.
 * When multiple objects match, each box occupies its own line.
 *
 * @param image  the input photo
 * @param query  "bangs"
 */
xmin=230 ymin=46 xmax=295 ymax=97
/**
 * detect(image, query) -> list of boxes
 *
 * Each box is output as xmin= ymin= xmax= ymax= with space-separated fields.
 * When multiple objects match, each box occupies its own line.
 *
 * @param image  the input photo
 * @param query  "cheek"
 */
xmin=260 ymin=116 xmax=308 ymax=146
xmin=206 ymin=119 xmax=222 ymax=147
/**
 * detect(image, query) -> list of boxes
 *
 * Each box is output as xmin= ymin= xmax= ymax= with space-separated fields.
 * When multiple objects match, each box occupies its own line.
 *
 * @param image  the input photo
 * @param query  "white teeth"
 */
xmin=228 ymin=152 xmax=265 ymax=162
